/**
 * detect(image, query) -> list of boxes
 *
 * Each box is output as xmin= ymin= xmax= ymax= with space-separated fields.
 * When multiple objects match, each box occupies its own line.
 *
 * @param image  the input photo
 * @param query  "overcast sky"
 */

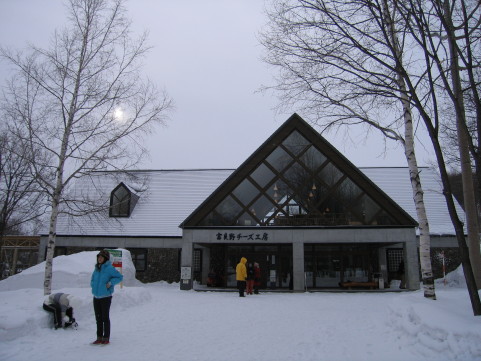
xmin=0 ymin=0 xmax=436 ymax=170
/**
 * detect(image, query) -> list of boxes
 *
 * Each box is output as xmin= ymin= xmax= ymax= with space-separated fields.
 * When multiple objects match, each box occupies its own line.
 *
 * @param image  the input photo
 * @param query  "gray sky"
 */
xmin=0 ymin=0 xmax=435 ymax=170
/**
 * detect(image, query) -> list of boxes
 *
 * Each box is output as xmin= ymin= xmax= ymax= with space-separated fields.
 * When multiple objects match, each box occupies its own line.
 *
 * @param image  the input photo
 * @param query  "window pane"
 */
xmin=250 ymin=163 xmax=275 ymax=189
xmin=237 ymin=211 xmax=258 ymax=226
xmin=215 ymin=195 xmax=242 ymax=225
xmin=199 ymin=211 xmax=223 ymax=226
xmin=137 ymin=259 xmax=146 ymax=271
xmin=335 ymin=178 xmax=363 ymax=202
xmin=251 ymin=195 xmax=277 ymax=225
xmin=283 ymin=197 xmax=307 ymax=216
xmin=128 ymin=249 xmax=147 ymax=271
xmin=362 ymin=195 xmax=382 ymax=224
xmin=111 ymin=185 xmax=130 ymax=217
xmin=232 ymin=179 xmax=259 ymax=207
xmin=300 ymin=146 xmax=327 ymax=172
xmin=282 ymin=130 xmax=310 ymax=155
xmin=193 ymin=250 xmax=201 ymax=272
xmin=318 ymin=162 xmax=343 ymax=186
xmin=350 ymin=195 xmax=369 ymax=224
xmin=375 ymin=210 xmax=397 ymax=225
xmin=114 ymin=187 xmax=129 ymax=201
xmin=266 ymin=179 xmax=294 ymax=207
xmin=284 ymin=161 xmax=310 ymax=190
xmin=308 ymin=182 xmax=328 ymax=205
xmin=266 ymin=147 xmax=292 ymax=172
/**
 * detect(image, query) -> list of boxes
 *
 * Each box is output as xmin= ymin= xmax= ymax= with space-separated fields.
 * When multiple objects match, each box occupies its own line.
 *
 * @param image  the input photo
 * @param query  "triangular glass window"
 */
xmin=192 ymin=120 xmax=405 ymax=227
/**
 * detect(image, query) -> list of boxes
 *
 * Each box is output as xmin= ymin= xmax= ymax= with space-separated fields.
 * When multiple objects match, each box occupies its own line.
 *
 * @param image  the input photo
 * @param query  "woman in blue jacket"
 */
xmin=90 ymin=250 xmax=123 ymax=345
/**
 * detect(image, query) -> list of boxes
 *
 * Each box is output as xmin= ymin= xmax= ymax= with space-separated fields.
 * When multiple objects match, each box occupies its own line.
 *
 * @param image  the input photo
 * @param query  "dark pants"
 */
xmin=43 ymin=303 xmax=62 ymax=329
xmin=93 ymin=296 xmax=112 ymax=339
xmin=254 ymin=280 xmax=260 ymax=294
xmin=237 ymin=281 xmax=246 ymax=297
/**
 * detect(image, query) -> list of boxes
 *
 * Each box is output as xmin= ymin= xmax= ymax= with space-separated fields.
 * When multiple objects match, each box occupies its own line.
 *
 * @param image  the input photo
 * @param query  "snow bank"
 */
xmin=1 ymin=254 xmax=481 ymax=361
xmin=0 ymin=249 xmax=141 ymax=292
xmin=435 ymin=265 xmax=466 ymax=288
xmin=0 ymin=285 xmax=154 ymax=342
xmin=0 ymin=249 xmax=148 ymax=343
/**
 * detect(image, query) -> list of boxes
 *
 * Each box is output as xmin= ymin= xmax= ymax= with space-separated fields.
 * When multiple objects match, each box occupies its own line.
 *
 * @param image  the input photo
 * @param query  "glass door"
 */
xmin=304 ymin=244 xmax=378 ymax=288
xmin=314 ymin=253 xmax=341 ymax=287
xmin=225 ymin=245 xmax=292 ymax=289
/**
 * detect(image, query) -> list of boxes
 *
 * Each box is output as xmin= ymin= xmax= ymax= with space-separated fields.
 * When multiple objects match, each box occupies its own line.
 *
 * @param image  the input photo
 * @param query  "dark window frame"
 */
xmin=128 ymin=248 xmax=147 ymax=272
xmin=109 ymin=183 xmax=133 ymax=218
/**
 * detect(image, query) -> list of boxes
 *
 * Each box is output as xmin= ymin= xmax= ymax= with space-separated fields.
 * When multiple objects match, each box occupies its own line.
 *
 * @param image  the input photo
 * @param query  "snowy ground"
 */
xmin=1 ymin=251 xmax=480 ymax=361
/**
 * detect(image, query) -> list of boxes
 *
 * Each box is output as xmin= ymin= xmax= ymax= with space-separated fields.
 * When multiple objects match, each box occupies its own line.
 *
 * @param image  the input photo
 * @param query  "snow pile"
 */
xmin=435 ymin=265 xmax=467 ymax=288
xmin=388 ymin=288 xmax=480 ymax=360
xmin=1 ymin=253 xmax=481 ymax=361
xmin=0 ymin=249 xmax=141 ymax=292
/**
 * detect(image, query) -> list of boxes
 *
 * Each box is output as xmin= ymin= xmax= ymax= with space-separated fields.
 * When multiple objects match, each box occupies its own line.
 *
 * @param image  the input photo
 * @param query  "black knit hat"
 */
xmin=97 ymin=250 xmax=110 ymax=260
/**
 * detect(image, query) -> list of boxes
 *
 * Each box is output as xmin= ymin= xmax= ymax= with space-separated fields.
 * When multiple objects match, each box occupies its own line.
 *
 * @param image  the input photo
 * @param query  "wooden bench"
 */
xmin=339 ymin=281 xmax=378 ymax=290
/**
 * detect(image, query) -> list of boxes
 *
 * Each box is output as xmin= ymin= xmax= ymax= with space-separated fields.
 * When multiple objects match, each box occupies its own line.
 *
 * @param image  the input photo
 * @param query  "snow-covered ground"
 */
xmin=1 ymin=251 xmax=480 ymax=361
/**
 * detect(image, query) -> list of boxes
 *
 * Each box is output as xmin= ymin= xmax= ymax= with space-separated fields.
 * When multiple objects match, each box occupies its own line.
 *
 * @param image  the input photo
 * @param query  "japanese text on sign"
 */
xmin=216 ymin=232 xmax=269 ymax=241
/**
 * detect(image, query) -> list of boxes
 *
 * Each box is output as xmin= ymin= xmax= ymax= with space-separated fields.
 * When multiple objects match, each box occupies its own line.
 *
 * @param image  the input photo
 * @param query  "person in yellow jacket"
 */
xmin=236 ymin=257 xmax=247 ymax=297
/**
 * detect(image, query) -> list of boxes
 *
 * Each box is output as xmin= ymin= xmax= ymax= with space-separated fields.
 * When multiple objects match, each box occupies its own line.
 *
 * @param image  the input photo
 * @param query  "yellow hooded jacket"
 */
xmin=236 ymin=257 xmax=247 ymax=281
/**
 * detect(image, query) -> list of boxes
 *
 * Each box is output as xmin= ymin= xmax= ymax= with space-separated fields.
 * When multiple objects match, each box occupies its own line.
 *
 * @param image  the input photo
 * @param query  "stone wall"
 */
xmin=138 ymin=248 xmax=180 ymax=283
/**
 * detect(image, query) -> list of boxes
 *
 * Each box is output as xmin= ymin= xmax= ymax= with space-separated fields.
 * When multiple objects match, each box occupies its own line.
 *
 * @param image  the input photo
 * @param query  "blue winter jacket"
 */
xmin=90 ymin=260 xmax=123 ymax=298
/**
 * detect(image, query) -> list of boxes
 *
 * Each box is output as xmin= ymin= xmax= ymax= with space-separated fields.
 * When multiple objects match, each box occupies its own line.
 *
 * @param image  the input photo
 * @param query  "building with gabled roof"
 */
xmin=41 ymin=114 xmax=464 ymax=291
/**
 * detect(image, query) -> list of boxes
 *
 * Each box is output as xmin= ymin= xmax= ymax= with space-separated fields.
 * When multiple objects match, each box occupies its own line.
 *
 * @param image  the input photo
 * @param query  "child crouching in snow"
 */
xmin=43 ymin=293 xmax=77 ymax=329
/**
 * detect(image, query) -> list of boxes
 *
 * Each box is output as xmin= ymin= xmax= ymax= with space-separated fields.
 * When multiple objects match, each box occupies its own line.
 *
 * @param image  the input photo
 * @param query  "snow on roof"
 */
xmin=53 ymin=167 xmax=463 ymax=238
xmin=360 ymin=167 xmax=464 ymax=236
xmin=55 ymin=169 xmax=233 ymax=237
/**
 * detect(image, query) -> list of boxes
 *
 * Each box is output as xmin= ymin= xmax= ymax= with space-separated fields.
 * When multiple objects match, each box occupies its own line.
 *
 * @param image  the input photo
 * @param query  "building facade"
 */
xmin=40 ymin=114 xmax=464 ymax=291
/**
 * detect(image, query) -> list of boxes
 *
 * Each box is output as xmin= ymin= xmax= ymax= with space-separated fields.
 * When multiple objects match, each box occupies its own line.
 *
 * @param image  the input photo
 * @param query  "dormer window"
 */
xmin=109 ymin=182 xmax=139 ymax=217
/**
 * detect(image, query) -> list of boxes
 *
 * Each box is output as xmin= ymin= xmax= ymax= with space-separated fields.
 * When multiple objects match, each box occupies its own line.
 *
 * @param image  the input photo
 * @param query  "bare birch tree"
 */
xmin=0 ymin=132 xmax=47 ymax=276
xmin=261 ymin=0 xmax=437 ymax=299
xmin=391 ymin=0 xmax=481 ymax=309
xmin=417 ymin=0 xmax=481 ymax=288
xmin=0 ymin=0 xmax=172 ymax=295
xmin=262 ymin=0 xmax=481 ymax=314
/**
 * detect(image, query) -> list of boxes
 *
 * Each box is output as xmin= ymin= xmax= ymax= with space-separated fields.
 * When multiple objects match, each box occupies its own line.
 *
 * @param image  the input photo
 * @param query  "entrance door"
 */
xmin=224 ymin=245 xmax=292 ymax=289
xmin=305 ymin=248 xmax=341 ymax=288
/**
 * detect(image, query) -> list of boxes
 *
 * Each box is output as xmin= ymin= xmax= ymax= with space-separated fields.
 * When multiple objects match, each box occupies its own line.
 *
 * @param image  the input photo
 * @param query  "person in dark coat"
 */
xmin=90 ymin=249 xmax=123 ymax=345
xmin=246 ymin=262 xmax=255 ymax=295
xmin=43 ymin=293 xmax=76 ymax=329
xmin=253 ymin=262 xmax=261 ymax=294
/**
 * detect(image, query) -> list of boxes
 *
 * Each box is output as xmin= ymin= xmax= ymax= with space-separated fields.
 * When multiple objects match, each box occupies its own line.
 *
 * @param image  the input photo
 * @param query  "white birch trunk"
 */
xmin=403 ymin=104 xmax=436 ymax=299
xmin=383 ymin=0 xmax=436 ymax=299
xmin=43 ymin=198 xmax=59 ymax=295
xmin=443 ymin=0 xmax=481 ymax=289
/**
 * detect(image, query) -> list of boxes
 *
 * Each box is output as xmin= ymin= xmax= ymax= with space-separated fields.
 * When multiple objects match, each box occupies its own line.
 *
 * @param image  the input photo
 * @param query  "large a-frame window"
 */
xmin=109 ymin=183 xmax=139 ymax=218
xmin=198 ymin=130 xmax=398 ymax=227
